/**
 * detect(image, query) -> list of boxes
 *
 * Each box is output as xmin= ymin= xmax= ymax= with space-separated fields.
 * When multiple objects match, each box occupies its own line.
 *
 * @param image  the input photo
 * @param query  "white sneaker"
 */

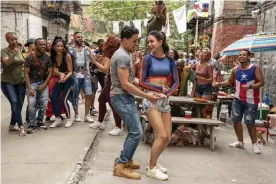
xmin=157 ymin=164 xmax=167 ymax=173
xmin=50 ymin=118 xmax=62 ymax=128
xmin=64 ymin=119 xmax=73 ymax=128
xmin=89 ymin=121 xmax=105 ymax=130
xmin=84 ymin=115 xmax=94 ymax=123
xmin=74 ymin=115 xmax=82 ymax=122
xmin=108 ymin=127 xmax=123 ymax=136
xmin=253 ymin=143 xmax=261 ymax=154
xmin=146 ymin=166 xmax=168 ymax=181
xmin=147 ymin=162 xmax=167 ymax=173
xmin=90 ymin=108 xmax=98 ymax=116
xmin=229 ymin=141 xmax=244 ymax=149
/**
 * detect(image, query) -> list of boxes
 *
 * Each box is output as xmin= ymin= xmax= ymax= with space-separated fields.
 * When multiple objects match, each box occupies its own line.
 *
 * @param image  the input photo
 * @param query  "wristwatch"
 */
xmin=249 ymin=84 xmax=253 ymax=89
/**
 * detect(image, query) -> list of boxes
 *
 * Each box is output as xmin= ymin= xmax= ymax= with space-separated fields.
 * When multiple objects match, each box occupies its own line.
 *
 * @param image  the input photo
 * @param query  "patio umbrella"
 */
xmin=221 ymin=32 xmax=276 ymax=56
xmin=220 ymin=32 xmax=276 ymax=120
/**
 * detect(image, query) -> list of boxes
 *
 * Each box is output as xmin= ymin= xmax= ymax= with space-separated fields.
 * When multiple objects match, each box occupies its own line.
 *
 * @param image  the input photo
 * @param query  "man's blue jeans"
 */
xmin=27 ymin=82 xmax=49 ymax=126
xmin=111 ymin=94 xmax=143 ymax=163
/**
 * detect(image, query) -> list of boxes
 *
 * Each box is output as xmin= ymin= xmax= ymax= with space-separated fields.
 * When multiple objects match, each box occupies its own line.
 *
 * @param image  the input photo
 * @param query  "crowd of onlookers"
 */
xmin=1 ymin=31 xmax=124 ymax=136
xmin=1 ymin=29 xmax=225 ymax=137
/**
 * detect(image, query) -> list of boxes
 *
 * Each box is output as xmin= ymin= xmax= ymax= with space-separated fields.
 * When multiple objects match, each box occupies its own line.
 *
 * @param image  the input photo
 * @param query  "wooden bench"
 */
xmin=140 ymin=115 xmax=224 ymax=151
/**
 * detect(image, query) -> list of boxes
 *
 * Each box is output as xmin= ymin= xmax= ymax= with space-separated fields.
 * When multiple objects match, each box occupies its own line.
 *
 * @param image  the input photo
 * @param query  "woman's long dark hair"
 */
xmin=50 ymin=36 xmax=69 ymax=72
xmin=148 ymin=30 xmax=169 ymax=54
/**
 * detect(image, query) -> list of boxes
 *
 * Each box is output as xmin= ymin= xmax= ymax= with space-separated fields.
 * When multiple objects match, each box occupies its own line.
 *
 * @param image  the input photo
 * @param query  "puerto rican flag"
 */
xmin=234 ymin=64 xmax=260 ymax=105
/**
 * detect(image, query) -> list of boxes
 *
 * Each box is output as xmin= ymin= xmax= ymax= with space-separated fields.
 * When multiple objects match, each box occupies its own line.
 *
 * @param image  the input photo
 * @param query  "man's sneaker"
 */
xmin=74 ymin=115 xmax=82 ymax=122
xmin=90 ymin=108 xmax=98 ymax=116
xmin=64 ymin=119 xmax=73 ymax=128
xmin=84 ymin=115 xmax=94 ymax=123
xmin=146 ymin=166 xmax=168 ymax=181
xmin=37 ymin=122 xmax=47 ymax=130
xmin=253 ymin=143 xmax=261 ymax=154
xmin=229 ymin=141 xmax=244 ymax=149
xmin=89 ymin=121 xmax=105 ymax=130
xmin=109 ymin=127 xmax=123 ymax=136
xmin=50 ymin=118 xmax=62 ymax=128
xmin=27 ymin=125 xmax=37 ymax=134
xmin=147 ymin=162 xmax=167 ymax=173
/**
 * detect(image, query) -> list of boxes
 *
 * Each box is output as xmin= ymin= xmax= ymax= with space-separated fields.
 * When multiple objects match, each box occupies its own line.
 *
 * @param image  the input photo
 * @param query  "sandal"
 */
xmin=19 ymin=126 xmax=26 ymax=137
xmin=9 ymin=125 xmax=19 ymax=132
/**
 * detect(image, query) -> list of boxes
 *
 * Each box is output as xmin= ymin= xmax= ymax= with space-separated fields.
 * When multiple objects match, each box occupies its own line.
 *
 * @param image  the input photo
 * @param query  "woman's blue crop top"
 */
xmin=139 ymin=54 xmax=179 ymax=96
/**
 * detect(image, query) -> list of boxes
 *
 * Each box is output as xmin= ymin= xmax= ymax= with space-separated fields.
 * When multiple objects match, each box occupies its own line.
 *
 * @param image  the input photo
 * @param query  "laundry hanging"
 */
xmin=83 ymin=17 xmax=94 ymax=33
xmin=173 ymin=6 xmax=187 ymax=34
xmin=70 ymin=14 xmax=81 ymax=29
xmin=144 ymin=19 xmax=149 ymax=27
xmin=97 ymin=21 xmax=107 ymax=34
xmin=124 ymin=21 xmax=131 ymax=26
xmin=113 ymin=21 xmax=119 ymax=34
xmin=133 ymin=20 xmax=142 ymax=38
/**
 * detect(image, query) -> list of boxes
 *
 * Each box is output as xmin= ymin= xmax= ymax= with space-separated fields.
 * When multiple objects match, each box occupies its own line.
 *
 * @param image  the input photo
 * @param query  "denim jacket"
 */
xmin=68 ymin=45 xmax=91 ymax=76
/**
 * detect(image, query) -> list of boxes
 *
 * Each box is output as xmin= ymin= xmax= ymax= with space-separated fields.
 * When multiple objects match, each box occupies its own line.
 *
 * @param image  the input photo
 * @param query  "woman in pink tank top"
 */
xmin=193 ymin=48 xmax=213 ymax=118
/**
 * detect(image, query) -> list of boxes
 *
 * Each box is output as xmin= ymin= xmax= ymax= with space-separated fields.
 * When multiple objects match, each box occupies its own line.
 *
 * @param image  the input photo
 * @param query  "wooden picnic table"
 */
xmin=135 ymin=95 xmax=224 ymax=150
xmin=140 ymin=115 xmax=224 ymax=151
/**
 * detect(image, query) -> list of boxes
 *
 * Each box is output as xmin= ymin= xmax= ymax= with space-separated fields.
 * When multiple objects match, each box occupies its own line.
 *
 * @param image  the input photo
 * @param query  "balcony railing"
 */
xmin=41 ymin=1 xmax=75 ymax=17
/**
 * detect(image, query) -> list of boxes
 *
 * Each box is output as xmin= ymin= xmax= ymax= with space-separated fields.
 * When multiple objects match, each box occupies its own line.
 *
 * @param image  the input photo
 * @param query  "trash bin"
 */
xmin=257 ymin=103 xmax=270 ymax=120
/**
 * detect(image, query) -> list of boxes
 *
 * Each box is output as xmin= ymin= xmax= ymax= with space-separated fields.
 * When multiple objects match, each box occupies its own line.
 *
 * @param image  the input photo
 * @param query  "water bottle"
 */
xmin=264 ymin=93 xmax=270 ymax=105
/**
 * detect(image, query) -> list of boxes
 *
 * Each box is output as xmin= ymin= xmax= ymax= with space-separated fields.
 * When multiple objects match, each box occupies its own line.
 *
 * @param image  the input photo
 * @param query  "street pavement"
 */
xmin=80 ymin=114 xmax=276 ymax=184
xmin=1 ymin=93 xmax=100 ymax=184
xmin=2 ymin=92 xmax=276 ymax=184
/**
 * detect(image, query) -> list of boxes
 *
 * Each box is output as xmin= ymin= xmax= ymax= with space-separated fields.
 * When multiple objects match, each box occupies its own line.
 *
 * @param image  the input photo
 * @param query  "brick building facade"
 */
xmin=210 ymin=1 xmax=257 ymax=58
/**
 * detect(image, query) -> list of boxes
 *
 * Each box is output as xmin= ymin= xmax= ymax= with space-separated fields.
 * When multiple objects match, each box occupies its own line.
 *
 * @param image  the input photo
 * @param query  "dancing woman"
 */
xmin=89 ymin=35 xmax=122 ymax=136
xmin=50 ymin=37 xmax=74 ymax=128
xmin=1 ymin=32 xmax=26 ymax=136
xmin=139 ymin=31 xmax=179 ymax=180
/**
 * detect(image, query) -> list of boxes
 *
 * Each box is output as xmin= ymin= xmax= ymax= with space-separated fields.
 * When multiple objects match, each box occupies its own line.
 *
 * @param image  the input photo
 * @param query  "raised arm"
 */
xmin=166 ymin=60 xmax=179 ymax=96
xmin=92 ymin=56 xmax=110 ymax=73
xmin=1 ymin=48 xmax=21 ymax=66
xmin=139 ymin=55 xmax=163 ymax=92
xmin=214 ymin=67 xmax=237 ymax=88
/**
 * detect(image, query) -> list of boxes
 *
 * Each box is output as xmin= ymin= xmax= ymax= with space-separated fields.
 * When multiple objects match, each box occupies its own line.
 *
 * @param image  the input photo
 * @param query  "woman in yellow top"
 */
xmin=1 ymin=32 xmax=26 ymax=136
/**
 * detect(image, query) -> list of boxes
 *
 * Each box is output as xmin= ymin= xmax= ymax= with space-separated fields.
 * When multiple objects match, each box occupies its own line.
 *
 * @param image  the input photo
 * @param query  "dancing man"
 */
xmin=213 ymin=49 xmax=264 ymax=154
xmin=110 ymin=26 xmax=161 ymax=180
